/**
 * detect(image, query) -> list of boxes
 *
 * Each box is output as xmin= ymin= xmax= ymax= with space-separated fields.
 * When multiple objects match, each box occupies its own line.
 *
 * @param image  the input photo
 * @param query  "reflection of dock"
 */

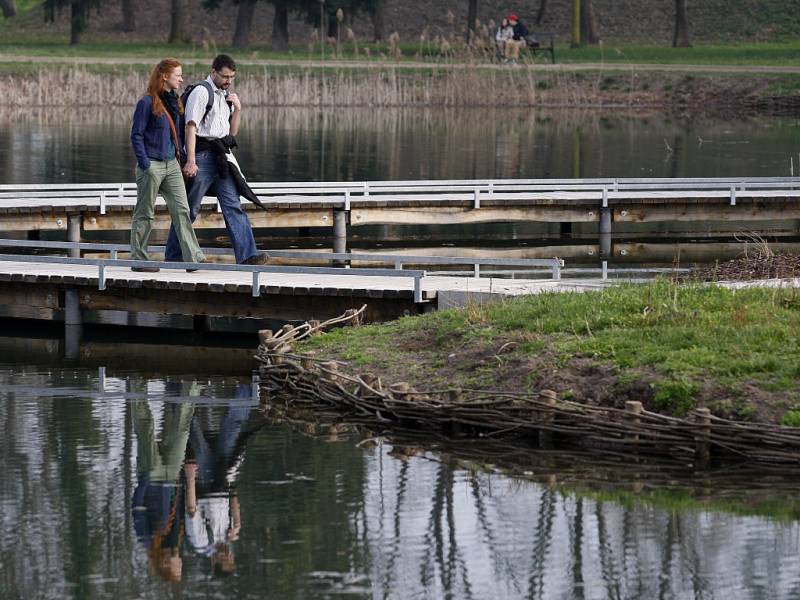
xmin=2 ymin=178 xmax=800 ymax=258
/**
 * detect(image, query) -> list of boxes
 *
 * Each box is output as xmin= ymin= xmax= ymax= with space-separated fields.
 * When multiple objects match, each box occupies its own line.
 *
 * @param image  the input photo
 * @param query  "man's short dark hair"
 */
xmin=212 ymin=54 xmax=236 ymax=72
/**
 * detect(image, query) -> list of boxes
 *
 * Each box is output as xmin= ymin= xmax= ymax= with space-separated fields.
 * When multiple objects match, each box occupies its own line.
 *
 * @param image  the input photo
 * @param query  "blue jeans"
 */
xmin=165 ymin=151 xmax=258 ymax=264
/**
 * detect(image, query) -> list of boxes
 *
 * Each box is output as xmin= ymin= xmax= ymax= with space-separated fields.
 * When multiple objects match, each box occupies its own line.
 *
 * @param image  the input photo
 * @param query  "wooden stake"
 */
xmin=539 ymin=389 xmax=557 ymax=448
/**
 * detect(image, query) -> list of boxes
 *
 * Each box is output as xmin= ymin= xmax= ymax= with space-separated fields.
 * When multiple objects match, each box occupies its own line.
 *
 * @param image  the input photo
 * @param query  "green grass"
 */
xmin=2 ymin=37 xmax=800 ymax=68
xmin=301 ymin=280 xmax=800 ymax=409
xmin=559 ymin=41 xmax=800 ymax=66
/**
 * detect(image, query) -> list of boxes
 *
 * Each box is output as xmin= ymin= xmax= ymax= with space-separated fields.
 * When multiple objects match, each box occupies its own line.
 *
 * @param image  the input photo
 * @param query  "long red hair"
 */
xmin=146 ymin=59 xmax=184 ymax=117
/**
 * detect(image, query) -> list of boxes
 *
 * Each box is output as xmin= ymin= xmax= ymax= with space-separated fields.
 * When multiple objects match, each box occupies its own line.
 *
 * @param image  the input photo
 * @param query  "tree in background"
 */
xmin=570 ymin=0 xmax=580 ymax=46
xmin=673 ymin=0 xmax=691 ymax=47
xmin=369 ymin=0 xmax=384 ymax=41
xmin=232 ymin=0 xmax=258 ymax=47
xmin=466 ymin=0 xmax=477 ymax=43
xmin=120 ymin=0 xmax=134 ymax=31
xmin=44 ymin=0 xmax=98 ymax=45
xmin=272 ymin=0 xmax=289 ymax=50
xmin=0 ymin=0 xmax=17 ymax=18
xmin=168 ymin=0 xmax=187 ymax=42
xmin=535 ymin=0 xmax=547 ymax=25
xmin=580 ymin=0 xmax=599 ymax=44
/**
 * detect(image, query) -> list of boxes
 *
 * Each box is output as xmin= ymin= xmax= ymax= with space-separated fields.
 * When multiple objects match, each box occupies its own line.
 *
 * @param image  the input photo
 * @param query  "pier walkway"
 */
xmin=2 ymin=177 xmax=799 ymax=257
xmin=0 ymin=239 xmax=571 ymax=326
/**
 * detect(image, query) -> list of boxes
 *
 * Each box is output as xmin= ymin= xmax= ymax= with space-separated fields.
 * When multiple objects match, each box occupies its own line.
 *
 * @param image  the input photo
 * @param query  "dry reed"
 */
xmin=2 ymin=66 xmax=656 ymax=109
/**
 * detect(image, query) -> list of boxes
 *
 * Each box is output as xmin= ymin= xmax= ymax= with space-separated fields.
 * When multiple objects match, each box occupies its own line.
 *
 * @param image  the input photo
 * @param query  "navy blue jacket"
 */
xmin=130 ymin=95 xmax=185 ymax=170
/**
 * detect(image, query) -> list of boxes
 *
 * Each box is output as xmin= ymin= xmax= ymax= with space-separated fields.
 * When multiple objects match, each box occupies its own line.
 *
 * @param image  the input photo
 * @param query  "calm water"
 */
xmin=2 ymin=339 xmax=800 ymax=599
xmin=1 ymin=107 xmax=799 ymax=183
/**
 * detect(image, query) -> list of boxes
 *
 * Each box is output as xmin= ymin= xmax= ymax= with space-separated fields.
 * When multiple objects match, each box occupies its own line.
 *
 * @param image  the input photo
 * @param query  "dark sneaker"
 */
xmin=131 ymin=266 xmax=160 ymax=273
xmin=186 ymin=259 xmax=206 ymax=273
xmin=242 ymin=252 xmax=270 ymax=265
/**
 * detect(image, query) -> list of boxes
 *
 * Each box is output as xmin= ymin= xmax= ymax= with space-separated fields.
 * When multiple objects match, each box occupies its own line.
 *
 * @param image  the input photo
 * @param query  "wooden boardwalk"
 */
xmin=0 ymin=252 xmax=587 ymax=325
xmin=2 ymin=178 xmax=799 ymax=237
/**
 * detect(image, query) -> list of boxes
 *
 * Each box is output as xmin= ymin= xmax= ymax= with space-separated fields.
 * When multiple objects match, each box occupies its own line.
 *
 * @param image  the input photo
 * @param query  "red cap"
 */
xmin=508 ymin=14 xmax=518 ymax=22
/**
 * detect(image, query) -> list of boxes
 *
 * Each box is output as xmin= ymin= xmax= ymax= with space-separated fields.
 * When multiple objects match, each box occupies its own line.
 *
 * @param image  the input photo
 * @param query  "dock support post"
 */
xmin=599 ymin=208 xmax=612 ymax=258
xmin=333 ymin=209 xmax=348 ymax=267
xmin=67 ymin=215 xmax=81 ymax=258
xmin=64 ymin=289 xmax=82 ymax=359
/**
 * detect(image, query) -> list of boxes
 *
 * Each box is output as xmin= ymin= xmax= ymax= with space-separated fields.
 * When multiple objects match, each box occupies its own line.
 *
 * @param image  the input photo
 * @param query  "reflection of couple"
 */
xmin=131 ymin=384 xmax=259 ymax=582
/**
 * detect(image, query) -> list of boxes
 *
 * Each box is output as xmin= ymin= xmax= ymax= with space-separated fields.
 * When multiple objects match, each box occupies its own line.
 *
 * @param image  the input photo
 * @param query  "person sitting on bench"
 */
xmin=495 ymin=17 xmax=514 ymax=61
xmin=504 ymin=14 xmax=528 ymax=63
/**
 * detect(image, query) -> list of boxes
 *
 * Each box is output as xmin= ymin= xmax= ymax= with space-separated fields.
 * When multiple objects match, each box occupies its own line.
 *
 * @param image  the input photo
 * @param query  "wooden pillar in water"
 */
xmin=64 ymin=288 xmax=82 ymax=359
xmin=333 ymin=209 xmax=348 ymax=267
xmin=67 ymin=214 xmax=81 ymax=258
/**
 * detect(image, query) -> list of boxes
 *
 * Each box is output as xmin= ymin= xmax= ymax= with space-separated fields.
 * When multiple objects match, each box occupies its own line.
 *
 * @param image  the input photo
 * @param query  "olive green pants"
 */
xmin=132 ymin=158 xmax=204 ymax=263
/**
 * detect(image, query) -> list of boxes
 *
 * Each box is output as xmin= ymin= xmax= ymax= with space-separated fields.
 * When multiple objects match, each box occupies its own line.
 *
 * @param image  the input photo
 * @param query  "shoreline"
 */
xmin=257 ymin=257 xmax=800 ymax=463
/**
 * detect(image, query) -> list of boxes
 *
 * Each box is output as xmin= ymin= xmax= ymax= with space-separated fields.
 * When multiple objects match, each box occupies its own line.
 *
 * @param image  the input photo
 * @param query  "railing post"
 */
xmin=67 ymin=214 xmax=81 ymax=258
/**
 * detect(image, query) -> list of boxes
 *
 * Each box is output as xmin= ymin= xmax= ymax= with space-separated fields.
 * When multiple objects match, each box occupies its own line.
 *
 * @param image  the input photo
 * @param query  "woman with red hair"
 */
xmin=130 ymin=59 xmax=204 ymax=272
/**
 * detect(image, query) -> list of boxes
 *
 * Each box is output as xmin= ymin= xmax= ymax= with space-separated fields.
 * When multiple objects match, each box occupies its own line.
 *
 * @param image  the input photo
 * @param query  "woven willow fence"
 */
xmin=257 ymin=306 xmax=800 ymax=466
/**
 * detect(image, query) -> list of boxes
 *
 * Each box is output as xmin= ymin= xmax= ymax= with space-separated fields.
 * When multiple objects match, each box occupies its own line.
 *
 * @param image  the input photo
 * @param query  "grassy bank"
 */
xmin=298 ymin=279 xmax=800 ymax=424
xmin=2 ymin=40 xmax=800 ymax=67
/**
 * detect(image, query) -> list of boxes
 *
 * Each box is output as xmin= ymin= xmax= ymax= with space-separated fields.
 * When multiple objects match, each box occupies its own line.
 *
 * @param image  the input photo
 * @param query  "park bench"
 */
xmin=524 ymin=32 xmax=555 ymax=63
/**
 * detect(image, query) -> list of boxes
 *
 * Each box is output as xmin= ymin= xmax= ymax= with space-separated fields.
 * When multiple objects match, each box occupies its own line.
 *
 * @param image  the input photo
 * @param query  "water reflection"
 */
xmin=2 ymin=107 xmax=798 ymax=184
xmin=2 ymin=363 xmax=800 ymax=598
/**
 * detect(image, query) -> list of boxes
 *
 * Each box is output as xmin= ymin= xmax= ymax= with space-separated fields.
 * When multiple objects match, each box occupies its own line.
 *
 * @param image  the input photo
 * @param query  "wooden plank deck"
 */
xmin=0 ymin=260 xmax=596 ymax=323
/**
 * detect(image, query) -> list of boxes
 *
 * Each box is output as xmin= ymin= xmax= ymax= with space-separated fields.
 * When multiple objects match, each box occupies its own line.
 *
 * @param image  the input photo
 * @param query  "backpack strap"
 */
xmin=197 ymin=81 xmax=215 ymax=125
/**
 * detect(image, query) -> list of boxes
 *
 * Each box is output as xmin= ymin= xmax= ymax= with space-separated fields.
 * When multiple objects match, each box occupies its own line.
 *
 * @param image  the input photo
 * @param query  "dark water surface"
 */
xmin=1 ymin=107 xmax=799 ymax=184
xmin=2 ymin=343 xmax=800 ymax=599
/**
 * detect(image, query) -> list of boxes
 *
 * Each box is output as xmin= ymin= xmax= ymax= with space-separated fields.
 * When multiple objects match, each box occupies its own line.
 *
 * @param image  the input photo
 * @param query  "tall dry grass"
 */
xmin=2 ymin=66 xmax=657 ymax=109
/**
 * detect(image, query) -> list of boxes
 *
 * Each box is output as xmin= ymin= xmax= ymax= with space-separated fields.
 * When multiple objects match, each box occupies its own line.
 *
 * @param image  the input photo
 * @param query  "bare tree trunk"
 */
xmin=120 ymin=0 xmax=135 ymax=32
xmin=370 ymin=0 xmax=385 ymax=42
xmin=271 ymin=0 xmax=289 ymax=51
xmin=326 ymin=12 xmax=338 ymax=40
xmin=673 ymin=0 xmax=691 ymax=47
xmin=571 ymin=0 xmax=580 ymax=47
xmin=0 ymin=0 xmax=17 ymax=18
xmin=70 ymin=0 xmax=86 ymax=45
xmin=466 ymin=0 xmax=478 ymax=43
xmin=580 ymin=0 xmax=599 ymax=44
xmin=233 ymin=0 xmax=257 ymax=48
xmin=535 ymin=0 xmax=548 ymax=25
xmin=168 ymin=0 xmax=185 ymax=43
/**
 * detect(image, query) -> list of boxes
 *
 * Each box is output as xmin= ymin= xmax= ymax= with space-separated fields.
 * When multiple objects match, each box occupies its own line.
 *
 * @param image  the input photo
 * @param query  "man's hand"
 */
xmin=228 ymin=93 xmax=242 ymax=111
xmin=183 ymin=160 xmax=198 ymax=178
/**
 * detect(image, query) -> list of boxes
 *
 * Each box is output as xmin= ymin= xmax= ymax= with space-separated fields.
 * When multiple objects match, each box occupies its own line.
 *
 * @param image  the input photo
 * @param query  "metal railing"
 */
xmin=0 ymin=239 xmax=563 ymax=281
xmin=2 ymin=177 xmax=799 ymax=213
xmin=0 ymin=241 xmax=427 ymax=303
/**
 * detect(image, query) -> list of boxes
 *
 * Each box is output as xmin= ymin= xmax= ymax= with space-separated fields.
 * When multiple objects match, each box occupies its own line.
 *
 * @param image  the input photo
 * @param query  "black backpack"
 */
xmin=179 ymin=81 xmax=232 ymax=135
xmin=180 ymin=81 xmax=214 ymax=127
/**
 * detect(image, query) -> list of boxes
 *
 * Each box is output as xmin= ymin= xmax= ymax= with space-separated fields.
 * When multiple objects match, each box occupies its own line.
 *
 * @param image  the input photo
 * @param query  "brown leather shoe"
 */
xmin=242 ymin=252 xmax=269 ymax=265
xmin=131 ymin=266 xmax=160 ymax=273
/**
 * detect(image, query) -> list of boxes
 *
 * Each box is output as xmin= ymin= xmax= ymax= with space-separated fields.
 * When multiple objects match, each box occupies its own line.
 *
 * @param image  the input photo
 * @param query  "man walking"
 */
xmin=164 ymin=54 xmax=267 ymax=265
